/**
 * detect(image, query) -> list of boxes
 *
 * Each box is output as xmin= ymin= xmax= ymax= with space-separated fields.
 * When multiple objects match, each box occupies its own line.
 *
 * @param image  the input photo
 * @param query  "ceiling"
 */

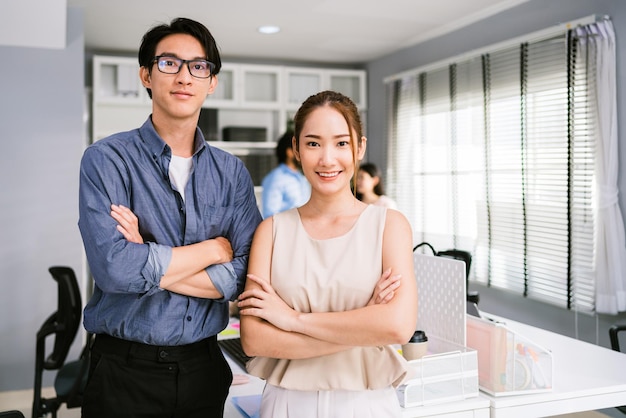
xmin=68 ymin=0 xmax=529 ymax=64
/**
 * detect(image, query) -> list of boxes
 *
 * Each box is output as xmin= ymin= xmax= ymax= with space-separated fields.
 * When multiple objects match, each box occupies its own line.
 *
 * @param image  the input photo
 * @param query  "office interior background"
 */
xmin=1 ymin=0 xmax=626 ymax=399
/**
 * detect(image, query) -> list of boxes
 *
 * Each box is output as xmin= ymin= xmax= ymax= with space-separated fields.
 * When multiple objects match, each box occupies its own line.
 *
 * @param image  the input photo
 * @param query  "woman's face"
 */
xmin=356 ymin=170 xmax=378 ymax=194
xmin=295 ymin=106 xmax=365 ymax=196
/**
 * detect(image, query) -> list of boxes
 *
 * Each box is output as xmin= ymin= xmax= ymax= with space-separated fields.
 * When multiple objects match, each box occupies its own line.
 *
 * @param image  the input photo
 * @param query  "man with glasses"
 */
xmin=78 ymin=17 xmax=262 ymax=418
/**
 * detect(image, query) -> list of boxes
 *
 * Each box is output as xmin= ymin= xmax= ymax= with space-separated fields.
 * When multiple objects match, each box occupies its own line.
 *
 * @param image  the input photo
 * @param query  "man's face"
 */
xmin=140 ymin=33 xmax=217 ymax=121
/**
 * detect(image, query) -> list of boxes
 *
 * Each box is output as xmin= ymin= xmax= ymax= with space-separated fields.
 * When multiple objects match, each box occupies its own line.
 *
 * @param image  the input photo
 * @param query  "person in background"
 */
xmin=356 ymin=161 xmax=398 ymax=209
xmin=78 ymin=17 xmax=262 ymax=418
xmin=238 ymin=90 xmax=417 ymax=417
xmin=261 ymin=130 xmax=311 ymax=218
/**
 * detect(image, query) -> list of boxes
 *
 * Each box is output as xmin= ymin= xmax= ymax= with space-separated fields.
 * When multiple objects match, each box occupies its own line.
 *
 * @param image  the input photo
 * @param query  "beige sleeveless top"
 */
xmin=246 ymin=205 xmax=410 ymax=391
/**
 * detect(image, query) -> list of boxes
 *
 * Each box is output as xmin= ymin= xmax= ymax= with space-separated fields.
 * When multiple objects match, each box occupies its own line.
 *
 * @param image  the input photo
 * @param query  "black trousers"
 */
xmin=81 ymin=334 xmax=233 ymax=418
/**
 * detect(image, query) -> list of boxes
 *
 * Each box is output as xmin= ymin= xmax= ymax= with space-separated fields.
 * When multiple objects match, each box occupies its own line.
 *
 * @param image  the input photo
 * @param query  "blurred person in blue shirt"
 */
xmin=78 ymin=17 xmax=262 ymax=418
xmin=261 ymin=130 xmax=311 ymax=218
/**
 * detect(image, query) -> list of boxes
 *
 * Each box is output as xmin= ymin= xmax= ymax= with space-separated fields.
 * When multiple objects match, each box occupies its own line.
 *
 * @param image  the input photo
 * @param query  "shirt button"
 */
xmin=186 ymin=316 xmax=192 ymax=321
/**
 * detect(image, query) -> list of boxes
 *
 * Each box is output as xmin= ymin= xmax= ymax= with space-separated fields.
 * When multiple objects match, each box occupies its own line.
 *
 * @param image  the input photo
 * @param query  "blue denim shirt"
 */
xmin=78 ymin=117 xmax=262 ymax=345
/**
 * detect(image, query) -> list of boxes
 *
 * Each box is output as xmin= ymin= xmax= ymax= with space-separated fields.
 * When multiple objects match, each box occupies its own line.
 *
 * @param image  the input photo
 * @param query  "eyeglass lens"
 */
xmin=156 ymin=56 xmax=213 ymax=78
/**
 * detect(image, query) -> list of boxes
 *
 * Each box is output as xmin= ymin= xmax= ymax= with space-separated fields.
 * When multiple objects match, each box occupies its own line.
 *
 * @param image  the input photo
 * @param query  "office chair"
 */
xmin=609 ymin=324 xmax=626 ymax=414
xmin=0 ymin=411 xmax=26 ymax=418
xmin=413 ymin=242 xmax=479 ymax=304
xmin=32 ymin=266 xmax=91 ymax=418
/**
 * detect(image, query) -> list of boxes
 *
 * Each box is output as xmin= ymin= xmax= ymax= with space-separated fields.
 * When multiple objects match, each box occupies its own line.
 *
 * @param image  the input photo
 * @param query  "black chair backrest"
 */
xmin=44 ymin=266 xmax=82 ymax=370
xmin=0 ymin=411 xmax=26 ymax=418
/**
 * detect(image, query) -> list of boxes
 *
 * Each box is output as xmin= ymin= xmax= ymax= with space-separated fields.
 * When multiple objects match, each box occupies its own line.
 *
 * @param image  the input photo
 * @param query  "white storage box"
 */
xmin=397 ymin=336 xmax=479 ymax=407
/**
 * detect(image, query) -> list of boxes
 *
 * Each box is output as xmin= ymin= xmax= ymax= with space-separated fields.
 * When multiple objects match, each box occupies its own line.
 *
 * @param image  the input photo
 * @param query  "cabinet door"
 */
xmin=327 ymin=69 xmax=367 ymax=109
xmin=92 ymin=55 xmax=150 ymax=142
xmin=93 ymin=55 xmax=145 ymax=104
xmin=284 ymin=68 xmax=322 ymax=109
xmin=204 ymin=63 xmax=239 ymax=108
xmin=241 ymin=65 xmax=282 ymax=108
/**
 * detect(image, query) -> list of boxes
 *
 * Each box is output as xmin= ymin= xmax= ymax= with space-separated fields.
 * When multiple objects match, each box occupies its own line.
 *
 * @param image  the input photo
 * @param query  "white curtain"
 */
xmin=577 ymin=19 xmax=626 ymax=314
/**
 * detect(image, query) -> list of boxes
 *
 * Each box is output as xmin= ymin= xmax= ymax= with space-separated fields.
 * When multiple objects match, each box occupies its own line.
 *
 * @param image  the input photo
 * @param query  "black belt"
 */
xmin=94 ymin=333 xmax=217 ymax=363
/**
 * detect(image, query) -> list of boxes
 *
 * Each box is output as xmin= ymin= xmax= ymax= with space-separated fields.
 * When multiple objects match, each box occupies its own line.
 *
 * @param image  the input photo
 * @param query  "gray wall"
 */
xmin=365 ymin=0 xmax=626 ymax=352
xmin=0 ymin=8 xmax=86 ymax=391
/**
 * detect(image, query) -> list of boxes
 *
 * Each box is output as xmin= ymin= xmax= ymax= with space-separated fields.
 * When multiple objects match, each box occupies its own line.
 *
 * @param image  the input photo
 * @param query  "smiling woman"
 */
xmin=239 ymin=91 xmax=418 ymax=417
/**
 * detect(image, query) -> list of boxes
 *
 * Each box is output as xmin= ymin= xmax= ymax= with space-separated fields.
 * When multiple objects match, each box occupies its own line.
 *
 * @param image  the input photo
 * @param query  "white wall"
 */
xmin=0 ymin=8 xmax=86 ymax=391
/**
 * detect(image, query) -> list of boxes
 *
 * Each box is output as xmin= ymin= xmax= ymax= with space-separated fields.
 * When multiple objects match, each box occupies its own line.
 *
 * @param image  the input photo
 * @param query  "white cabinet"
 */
xmin=93 ymin=55 xmax=144 ymax=103
xmin=203 ymin=63 xmax=237 ymax=107
xmin=284 ymin=67 xmax=367 ymax=110
xmin=92 ymin=55 xmax=366 ymax=185
xmin=203 ymin=64 xmax=282 ymax=109
xmin=328 ymin=69 xmax=367 ymax=109
xmin=92 ymin=56 xmax=150 ymax=141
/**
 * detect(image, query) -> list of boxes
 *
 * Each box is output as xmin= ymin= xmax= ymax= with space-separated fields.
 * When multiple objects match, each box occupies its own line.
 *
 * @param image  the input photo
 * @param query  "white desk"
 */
xmin=222 ymin=314 xmax=626 ymax=418
xmin=223 ymin=353 xmax=490 ymax=418
xmin=481 ymin=313 xmax=626 ymax=417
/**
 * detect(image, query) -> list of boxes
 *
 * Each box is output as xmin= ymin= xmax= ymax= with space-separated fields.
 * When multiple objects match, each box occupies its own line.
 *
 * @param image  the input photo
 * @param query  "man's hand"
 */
xmin=111 ymin=204 xmax=143 ymax=244
xmin=209 ymin=236 xmax=234 ymax=264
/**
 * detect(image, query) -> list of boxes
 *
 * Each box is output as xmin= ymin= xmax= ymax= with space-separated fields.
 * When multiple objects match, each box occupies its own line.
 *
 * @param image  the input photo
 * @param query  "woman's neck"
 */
xmin=302 ymin=191 xmax=364 ymax=219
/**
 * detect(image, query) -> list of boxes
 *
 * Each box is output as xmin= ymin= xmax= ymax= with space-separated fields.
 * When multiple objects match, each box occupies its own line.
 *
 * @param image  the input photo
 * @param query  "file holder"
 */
xmin=466 ymin=315 xmax=553 ymax=396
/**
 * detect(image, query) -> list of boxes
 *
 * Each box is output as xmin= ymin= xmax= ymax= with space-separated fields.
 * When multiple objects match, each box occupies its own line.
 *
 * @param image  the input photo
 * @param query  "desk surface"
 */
xmin=223 ymin=357 xmax=490 ymax=418
xmin=221 ymin=315 xmax=626 ymax=418
xmin=481 ymin=313 xmax=626 ymax=417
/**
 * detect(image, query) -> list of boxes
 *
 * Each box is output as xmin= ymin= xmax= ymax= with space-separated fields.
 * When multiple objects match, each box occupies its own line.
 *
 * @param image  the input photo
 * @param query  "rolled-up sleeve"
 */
xmin=205 ymin=263 xmax=237 ymax=301
xmin=137 ymin=242 xmax=172 ymax=294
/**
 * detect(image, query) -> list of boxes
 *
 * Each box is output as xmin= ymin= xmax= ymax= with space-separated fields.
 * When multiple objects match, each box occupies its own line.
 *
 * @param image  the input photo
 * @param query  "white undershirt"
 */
xmin=168 ymin=155 xmax=193 ymax=201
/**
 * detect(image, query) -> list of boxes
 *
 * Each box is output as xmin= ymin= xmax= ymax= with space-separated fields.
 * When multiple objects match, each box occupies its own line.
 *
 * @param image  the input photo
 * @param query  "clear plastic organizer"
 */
xmin=466 ymin=315 xmax=553 ymax=396
xmin=397 ymin=335 xmax=479 ymax=407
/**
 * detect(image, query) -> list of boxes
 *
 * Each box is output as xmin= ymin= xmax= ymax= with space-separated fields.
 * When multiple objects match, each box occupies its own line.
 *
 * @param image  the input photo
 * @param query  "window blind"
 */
xmin=386 ymin=28 xmax=597 ymax=311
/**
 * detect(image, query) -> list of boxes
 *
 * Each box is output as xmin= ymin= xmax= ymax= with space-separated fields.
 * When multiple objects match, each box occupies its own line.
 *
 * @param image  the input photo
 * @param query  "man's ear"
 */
xmin=139 ymin=67 xmax=151 ymax=89
xmin=207 ymin=75 xmax=218 ymax=95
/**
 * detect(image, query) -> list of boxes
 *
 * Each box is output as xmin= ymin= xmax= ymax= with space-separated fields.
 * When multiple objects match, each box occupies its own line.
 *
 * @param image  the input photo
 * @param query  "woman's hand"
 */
xmin=238 ymin=274 xmax=299 ymax=332
xmin=367 ymin=268 xmax=401 ymax=306
xmin=111 ymin=204 xmax=143 ymax=244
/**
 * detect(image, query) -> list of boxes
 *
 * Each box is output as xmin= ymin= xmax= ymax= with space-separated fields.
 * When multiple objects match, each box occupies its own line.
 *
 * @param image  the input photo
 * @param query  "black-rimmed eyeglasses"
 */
xmin=152 ymin=55 xmax=215 ymax=79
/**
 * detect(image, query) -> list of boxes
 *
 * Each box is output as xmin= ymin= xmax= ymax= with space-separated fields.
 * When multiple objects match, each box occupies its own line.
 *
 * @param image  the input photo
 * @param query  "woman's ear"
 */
xmin=357 ymin=136 xmax=367 ymax=161
xmin=292 ymin=136 xmax=300 ymax=161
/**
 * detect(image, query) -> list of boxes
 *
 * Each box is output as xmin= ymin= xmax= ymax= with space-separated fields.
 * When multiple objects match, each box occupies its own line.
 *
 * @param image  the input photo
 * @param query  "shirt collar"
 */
xmin=139 ymin=116 xmax=208 ymax=158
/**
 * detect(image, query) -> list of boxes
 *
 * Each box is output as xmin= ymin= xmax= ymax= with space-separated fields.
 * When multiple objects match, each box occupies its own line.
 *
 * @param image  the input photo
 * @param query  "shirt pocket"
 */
xmin=201 ymin=205 xmax=231 ymax=238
